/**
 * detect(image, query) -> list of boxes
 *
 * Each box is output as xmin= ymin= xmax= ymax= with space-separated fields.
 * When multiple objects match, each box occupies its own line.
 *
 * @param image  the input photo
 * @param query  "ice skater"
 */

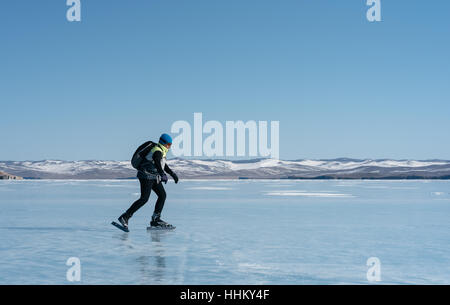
xmin=116 ymin=133 xmax=179 ymax=231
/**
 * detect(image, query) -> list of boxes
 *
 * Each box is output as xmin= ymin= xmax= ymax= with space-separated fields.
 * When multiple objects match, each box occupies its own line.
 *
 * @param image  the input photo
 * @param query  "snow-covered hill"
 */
xmin=1 ymin=158 xmax=450 ymax=179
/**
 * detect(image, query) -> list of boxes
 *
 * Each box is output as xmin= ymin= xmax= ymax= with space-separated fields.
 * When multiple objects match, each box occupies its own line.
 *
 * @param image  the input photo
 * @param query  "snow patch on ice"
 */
xmin=432 ymin=192 xmax=445 ymax=196
xmin=186 ymin=187 xmax=233 ymax=191
xmin=265 ymin=191 xmax=355 ymax=198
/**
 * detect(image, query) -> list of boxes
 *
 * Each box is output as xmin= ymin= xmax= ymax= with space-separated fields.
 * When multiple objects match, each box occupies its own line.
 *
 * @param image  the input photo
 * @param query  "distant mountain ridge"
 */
xmin=1 ymin=159 xmax=450 ymax=180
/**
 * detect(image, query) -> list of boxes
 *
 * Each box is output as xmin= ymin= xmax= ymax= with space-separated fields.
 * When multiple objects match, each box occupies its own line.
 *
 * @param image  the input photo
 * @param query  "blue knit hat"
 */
xmin=159 ymin=133 xmax=172 ymax=145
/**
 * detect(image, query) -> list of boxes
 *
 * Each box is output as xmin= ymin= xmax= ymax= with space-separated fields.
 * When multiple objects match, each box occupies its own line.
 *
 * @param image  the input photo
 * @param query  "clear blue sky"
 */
xmin=1 ymin=0 xmax=449 ymax=160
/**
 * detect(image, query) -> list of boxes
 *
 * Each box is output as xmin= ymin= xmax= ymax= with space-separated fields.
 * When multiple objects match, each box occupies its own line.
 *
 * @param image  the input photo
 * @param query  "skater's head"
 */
xmin=159 ymin=133 xmax=172 ymax=149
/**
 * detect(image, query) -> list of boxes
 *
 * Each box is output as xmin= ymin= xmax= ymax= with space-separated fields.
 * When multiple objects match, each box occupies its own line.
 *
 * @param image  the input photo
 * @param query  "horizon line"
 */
xmin=1 ymin=158 xmax=450 ymax=162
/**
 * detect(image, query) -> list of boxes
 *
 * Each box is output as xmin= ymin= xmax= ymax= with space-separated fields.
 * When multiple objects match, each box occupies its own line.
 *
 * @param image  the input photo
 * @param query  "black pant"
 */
xmin=125 ymin=178 xmax=166 ymax=218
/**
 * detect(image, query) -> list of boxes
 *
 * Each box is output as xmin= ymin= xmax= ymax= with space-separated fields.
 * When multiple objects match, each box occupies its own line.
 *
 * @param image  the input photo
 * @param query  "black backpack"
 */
xmin=131 ymin=141 xmax=156 ymax=170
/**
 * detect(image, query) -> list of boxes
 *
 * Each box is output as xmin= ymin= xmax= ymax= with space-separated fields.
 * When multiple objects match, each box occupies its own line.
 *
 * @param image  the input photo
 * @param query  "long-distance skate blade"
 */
xmin=146 ymin=225 xmax=175 ymax=231
xmin=111 ymin=221 xmax=129 ymax=232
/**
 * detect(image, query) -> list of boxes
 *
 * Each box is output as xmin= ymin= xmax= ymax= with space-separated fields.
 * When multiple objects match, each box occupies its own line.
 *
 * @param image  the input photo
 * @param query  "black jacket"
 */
xmin=137 ymin=148 xmax=174 ymax=180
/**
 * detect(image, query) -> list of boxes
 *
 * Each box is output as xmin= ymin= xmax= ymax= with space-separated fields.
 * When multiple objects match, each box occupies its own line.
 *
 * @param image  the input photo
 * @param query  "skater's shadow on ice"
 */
xmin=135 ymin=231 xmax=170 ymax=283
xmin=117 ymin=232 xmax=129 ymax=242
xmin=112 ymin=232 xmax=134 ymax=250
xmin=148 ymin=230 xmax=172 ymax=242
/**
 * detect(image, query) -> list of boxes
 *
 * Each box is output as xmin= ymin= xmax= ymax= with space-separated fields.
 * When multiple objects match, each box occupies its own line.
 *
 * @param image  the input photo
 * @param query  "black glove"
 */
xmin=171 ymin=172 xmax=179 ymax=184
xmin=160 ymin=173 xmax=168 ymax=184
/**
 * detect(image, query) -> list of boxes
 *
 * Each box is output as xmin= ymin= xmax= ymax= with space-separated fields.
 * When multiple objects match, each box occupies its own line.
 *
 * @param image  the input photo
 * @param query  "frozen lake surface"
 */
xmin=1 ymin=179 xmax=449 ymax=284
